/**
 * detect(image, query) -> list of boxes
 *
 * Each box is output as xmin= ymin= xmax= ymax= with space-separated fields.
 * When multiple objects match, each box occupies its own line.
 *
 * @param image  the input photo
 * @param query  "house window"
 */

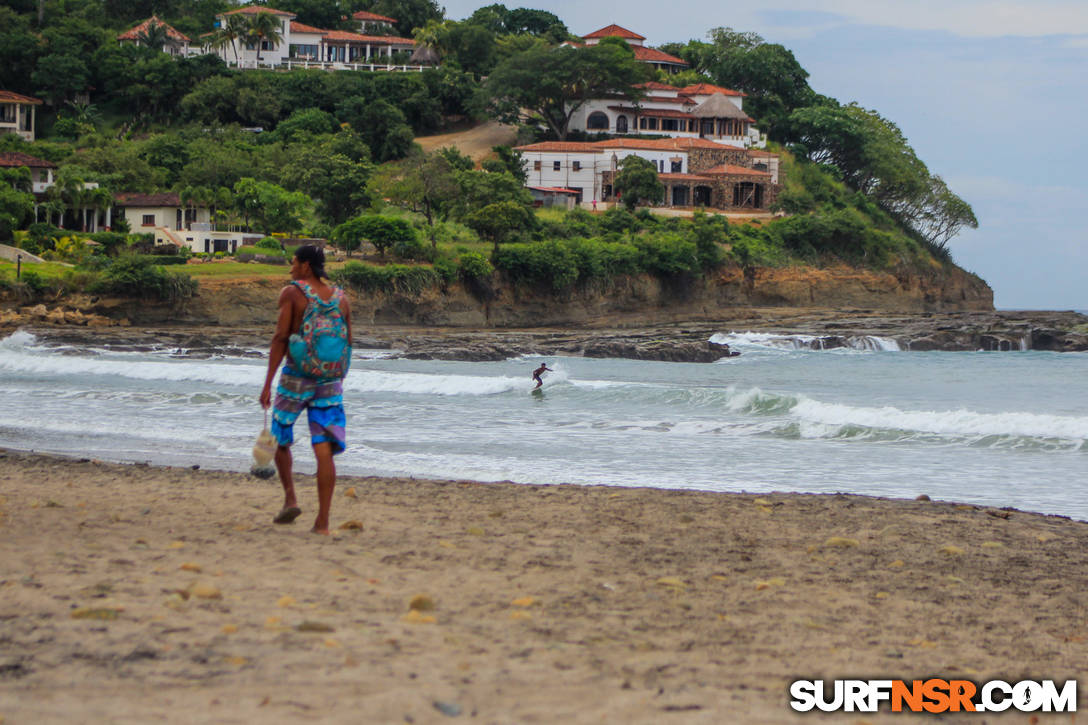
xmin=0 ymin=104 xmax=15 ymax=123
xmin=533 ymin=160 xmax=542 ymax=171
xmin=141 ymin=214 xmax=155 ymax=227
xmin=572 ymin=161 xmax=581 ymax=171
xmin=662 ymin=119 xmax=679 ymax=131
xmin=671 ymin=160 xmax=682 ymax=173
xmin=658 ymin=160 xmax=665 ymax=173
xmin=646 ymin=118 xmax=659 ymax=130
xmin=587 ymin=112 xmax=609 ymax=130
xmin=261 ymin=40 xmax=272 ymax=51
xmin=553 ymin=160 xmax=561 ymax=171
xmin=616 ymin=115 xmax=628 ymax=133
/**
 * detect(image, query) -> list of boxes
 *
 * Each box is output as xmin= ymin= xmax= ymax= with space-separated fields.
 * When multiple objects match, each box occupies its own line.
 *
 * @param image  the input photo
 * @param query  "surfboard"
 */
xmin=531 ymin=387 xmax=544 ymax=396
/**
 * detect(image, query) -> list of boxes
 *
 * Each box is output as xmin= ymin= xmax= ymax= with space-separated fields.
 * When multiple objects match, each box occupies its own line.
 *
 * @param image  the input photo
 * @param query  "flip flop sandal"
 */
xmin=273 ymin=506 xmax=302 ymax=524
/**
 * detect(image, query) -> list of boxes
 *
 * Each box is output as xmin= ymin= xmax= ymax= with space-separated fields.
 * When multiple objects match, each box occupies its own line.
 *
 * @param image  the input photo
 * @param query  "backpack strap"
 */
xmin=293 ymin=280 xmax=339 ymax=308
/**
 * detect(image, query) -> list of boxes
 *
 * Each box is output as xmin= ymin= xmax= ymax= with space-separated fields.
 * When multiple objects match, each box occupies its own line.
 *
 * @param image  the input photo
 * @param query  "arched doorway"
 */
xmin=616 ymin=115 xmax=628 ymax=133
xmin=693 ymin=185 xmax=713 ymax=207
xmin=671 ymin=186 xmax=689 ymax=206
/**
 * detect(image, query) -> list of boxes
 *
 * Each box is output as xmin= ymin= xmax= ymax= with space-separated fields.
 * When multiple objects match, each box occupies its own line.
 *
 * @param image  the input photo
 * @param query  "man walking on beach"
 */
xmin=260 ymin=245 xmax=352 ymax=535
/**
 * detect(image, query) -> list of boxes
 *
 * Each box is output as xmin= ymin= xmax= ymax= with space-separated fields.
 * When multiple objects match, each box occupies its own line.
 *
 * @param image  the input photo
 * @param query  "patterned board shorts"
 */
xmin=270 ymin=367 xmax=346 ymax=455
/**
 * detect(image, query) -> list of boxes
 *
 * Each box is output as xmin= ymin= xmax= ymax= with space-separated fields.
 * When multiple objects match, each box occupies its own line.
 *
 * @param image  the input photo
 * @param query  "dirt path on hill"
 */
xmin=415 ymin=121 xmax=518 ymax=162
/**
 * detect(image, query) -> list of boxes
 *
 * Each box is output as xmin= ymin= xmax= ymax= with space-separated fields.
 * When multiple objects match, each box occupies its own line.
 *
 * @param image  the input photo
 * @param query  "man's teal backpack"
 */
xmin=287 ymin=281 xmax=351 ymax=380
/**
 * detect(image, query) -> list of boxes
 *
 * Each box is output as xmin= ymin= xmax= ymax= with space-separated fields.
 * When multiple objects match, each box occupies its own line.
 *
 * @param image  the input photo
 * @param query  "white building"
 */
xmin=516 ymin=138 xmax=779 ymax=211
xmin=198 ymin=5 xmax=417 ymax=70
xmin=577 ymin=24 xmax=688 ymax=74
xmin=0 ymin=151 xmax=54 ymax=193
xmin=568 ymin=81 xmax=767 ymax=149
xmin=0 ymin=91 xmax=41 ymax=143
xmin=117 ymin=16 xmax=192 ymax=57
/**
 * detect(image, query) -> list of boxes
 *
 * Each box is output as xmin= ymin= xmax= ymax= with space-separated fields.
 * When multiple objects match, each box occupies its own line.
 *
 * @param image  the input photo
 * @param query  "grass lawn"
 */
xmin=180 ymin=262 xmax=293 ymax=278
xmin=0 ymin=260 xmax=76 ymax=282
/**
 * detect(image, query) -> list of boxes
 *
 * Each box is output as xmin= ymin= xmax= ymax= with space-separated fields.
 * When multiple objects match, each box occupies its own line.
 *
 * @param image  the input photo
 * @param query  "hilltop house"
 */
xmin=112 ymin=192 xmax=267 ymax=253
xmin=0 ymin=91 xmax=42 ymax=143
xmin=117 ymin=16 xmax=192 ymax=57
xmin=515 ymin=137 xmax=779 ymax=211
xmin=568 ymin=80 xmax=767 ymax=149
xmin=0 ymin=152 xmax=53 ymax=193
xmin=570 ymin=24 xmax=688 ymax=74
xmin=197 ymin=5 xmax=416 ymax=70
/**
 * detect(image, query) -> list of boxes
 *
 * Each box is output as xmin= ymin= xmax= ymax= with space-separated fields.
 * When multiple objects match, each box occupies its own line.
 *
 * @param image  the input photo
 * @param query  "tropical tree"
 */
xmin=366 ymin=150 xmax=459 ymax=246
xmin=613 ymin=155 xmax=664 ymax=211
xmin=136 ymin=18 xmax=169 ymax=50
xmin=212 ymin=14 xmax=248 ymax=64
xmin=464 ymin=200 xmax=533 ymax=255
xmin=245 ymin=10 xmax=284 ymax=63
xmin=333 ymin=215 xmax=415 ymax=257
xmin=486 ymin=43 xmax=651 ymax=140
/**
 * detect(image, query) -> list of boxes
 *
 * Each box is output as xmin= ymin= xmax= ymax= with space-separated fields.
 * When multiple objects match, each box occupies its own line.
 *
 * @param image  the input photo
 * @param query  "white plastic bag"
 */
xmin=250 ymin=411 xmax=277 ymax=479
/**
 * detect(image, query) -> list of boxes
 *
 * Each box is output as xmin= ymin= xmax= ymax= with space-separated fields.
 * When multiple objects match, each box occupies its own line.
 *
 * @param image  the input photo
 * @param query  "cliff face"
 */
xmin=86 ymin=263 xmax=992 ymax=328
xmin=1 ymin=263 xmax=990 ymax=328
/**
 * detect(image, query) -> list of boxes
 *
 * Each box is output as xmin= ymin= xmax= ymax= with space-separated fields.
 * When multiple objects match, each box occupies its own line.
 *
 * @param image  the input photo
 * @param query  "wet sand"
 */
xmin=0 ymin=449 xmax=1085 ymax=723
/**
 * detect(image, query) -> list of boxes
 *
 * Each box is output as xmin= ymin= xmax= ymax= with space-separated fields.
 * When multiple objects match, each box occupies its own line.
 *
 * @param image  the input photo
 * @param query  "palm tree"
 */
xmin=85 ymin=186 xmax=114 ymax=232
xmin=213 ymin=14 xmax=248 ymax=64
xmin=137 ymin=18 xmax=169 ymax=51
xmin=246 ymin=11 xmax=283 ymax=64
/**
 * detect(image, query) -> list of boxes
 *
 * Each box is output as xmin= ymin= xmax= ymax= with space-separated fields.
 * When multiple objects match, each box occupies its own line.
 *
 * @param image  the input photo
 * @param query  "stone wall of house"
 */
xmin=687 ymin=147 xmax=748 ymax=173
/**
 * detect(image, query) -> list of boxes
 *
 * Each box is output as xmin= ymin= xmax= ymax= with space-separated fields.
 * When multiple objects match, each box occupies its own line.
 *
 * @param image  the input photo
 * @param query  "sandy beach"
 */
xmin=0 ymin=449 xmax=1085 ymax=724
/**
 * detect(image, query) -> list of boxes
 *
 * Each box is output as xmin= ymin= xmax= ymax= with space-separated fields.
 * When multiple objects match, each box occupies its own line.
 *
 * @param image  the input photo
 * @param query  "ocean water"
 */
xmin=1 ymin=329 xmax=1086 ymax=521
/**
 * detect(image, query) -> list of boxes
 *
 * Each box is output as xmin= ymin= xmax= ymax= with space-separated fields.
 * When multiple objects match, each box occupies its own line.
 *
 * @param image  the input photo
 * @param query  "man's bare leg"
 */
xmin=311 ymin=441 xmax=336 ymax=534
xmin=272 ymin=445 xmax=301 ymax=524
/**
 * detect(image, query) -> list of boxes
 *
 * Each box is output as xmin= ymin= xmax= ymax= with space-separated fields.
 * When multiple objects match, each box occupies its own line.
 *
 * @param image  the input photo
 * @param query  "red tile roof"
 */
xmin=0 ymin=151 xmax=55 ymax=168
xmin=114 ymin=192 xmax=182 ymax=206
xmin=0 ymin=90 xmax=43 ymax=105
xmin=517 ymin=139 xmax=749 ymax=154
xmin=117 ymin=16 xmax=191 ymax=42
xmin=634 ymin=81 xmax=681 ymax=92
xmin=633 ymin=46 xmax=687 ymax=65
xmin=583 ymin=24 xmax=645 ymax=41
xmin=595 ymin=138 xmax=740 ymax=151
xmin=702 ymin=164 xmax=771 ymax=177
xmin=352 ymin=10 xmax=397 ymax=23
xmin=609 ymin=107 xmax=694 ymax=120
xmin=220 ymin=5 xmax=295 ymax=17
xmin=323 ymin=30 xmax=414 ymax=44
xmin=289 ymin=21 xmax=326 ymax=34
xmin=529 ymin=186 xmax=580 ymax=194
xmin=515 ymin=142 xmax=601 ymax=153
xmin=659 ymin=173 xmax=713 ymax=182
xmin=680 ymin=83 xmax=744 ymax=97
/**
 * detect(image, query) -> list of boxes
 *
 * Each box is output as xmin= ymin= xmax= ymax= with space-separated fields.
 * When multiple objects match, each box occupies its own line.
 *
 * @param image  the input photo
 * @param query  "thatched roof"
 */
xmin=410 ymin=46 xmax=440 ymax=64
xmin=690 ymin=94 xmax=749 ymax=119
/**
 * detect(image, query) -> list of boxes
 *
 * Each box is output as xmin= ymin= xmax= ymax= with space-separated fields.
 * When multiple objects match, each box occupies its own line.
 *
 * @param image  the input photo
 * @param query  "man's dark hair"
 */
xmin=295 ymin=244 xmax=326 ymax=278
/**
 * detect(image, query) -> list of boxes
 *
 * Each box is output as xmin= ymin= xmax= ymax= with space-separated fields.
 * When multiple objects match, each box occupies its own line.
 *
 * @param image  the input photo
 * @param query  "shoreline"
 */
xmin=4 ymin=306 xmax=1088 ymax=361
xmin=2 ymin=449 xmax=1086 ymax=723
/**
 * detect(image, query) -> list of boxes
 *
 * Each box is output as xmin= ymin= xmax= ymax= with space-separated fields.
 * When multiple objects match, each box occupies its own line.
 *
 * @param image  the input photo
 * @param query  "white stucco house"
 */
xmin=117 ymin=16 xmax=192 ymax=57
xmin=568 ymin=80 xmax=767 ymax=149
xmin=0 ymin=91 xmax=42 ymax=143
xmin=197 ymin=5 xmax=417 ymax=70
xmin=516 ymin=138 xmax=780 ymax=211
xmin=571 ymin=24 xmax=688 ymax=74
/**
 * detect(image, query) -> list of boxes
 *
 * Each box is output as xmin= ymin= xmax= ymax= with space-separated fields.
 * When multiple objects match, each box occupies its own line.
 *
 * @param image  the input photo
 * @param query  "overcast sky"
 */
xmin=444 ymin=0 xmax=1088 ymax=309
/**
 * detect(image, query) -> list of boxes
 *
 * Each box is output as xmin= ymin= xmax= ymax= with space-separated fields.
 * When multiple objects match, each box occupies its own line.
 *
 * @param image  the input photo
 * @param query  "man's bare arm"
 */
xmin=260 ymin=286 xmax=303 ymax=408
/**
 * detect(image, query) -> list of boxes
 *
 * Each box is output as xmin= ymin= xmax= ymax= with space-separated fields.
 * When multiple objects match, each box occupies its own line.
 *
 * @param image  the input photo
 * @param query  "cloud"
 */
xmin=758 ymin=0 xmax=1088 ymax=37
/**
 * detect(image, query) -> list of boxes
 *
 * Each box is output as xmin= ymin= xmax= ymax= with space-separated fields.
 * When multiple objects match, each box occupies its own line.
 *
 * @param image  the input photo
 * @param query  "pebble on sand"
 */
xmin=409 ymin=595 xmax=435 ymax=612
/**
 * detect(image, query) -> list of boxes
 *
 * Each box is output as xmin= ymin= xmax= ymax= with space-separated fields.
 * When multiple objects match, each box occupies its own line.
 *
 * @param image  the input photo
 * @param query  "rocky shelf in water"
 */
xmin=8 ymin=308 xmax=1087 ymax=363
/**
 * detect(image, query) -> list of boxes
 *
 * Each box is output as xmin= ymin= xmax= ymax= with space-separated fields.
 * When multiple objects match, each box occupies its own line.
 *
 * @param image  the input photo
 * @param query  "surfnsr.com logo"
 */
xmin=790 ymin=679 xmax=1077 ymax=713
